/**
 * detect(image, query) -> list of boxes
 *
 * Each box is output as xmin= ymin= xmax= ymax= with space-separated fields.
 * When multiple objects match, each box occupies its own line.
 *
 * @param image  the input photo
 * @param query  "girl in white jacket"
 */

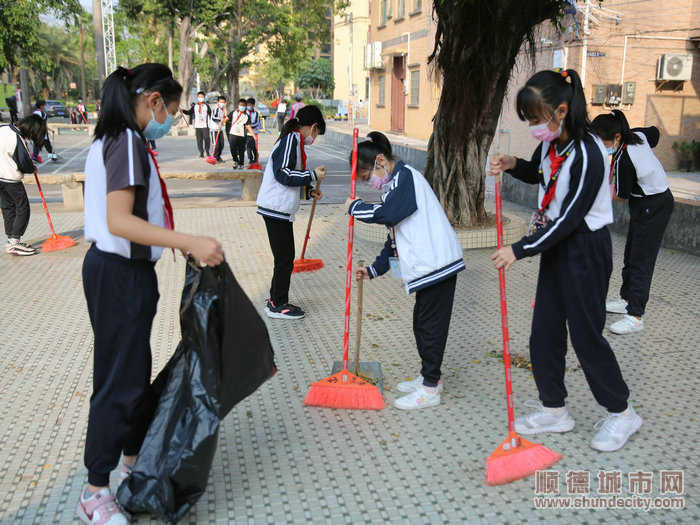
xmin=346 ymin=131 xmax=465 ymax=410
xmin=0 ymin=114 xmax=46 ymax=255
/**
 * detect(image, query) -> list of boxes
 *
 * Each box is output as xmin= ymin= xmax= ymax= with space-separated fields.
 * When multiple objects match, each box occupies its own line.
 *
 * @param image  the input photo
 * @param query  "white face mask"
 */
xmin=218 ymin=102 xmax=226 ymax=108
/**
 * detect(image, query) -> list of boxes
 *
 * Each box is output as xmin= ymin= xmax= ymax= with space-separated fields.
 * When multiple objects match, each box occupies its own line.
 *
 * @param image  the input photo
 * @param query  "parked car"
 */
xmin=44 ymin=100 xmax=68 ymax=118
xmin=257 ymin=103 xmax=270 ymax=118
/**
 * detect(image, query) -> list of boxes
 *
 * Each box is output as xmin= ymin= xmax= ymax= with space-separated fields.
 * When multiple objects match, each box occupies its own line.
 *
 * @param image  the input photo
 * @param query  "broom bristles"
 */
xmin=304 ymin=371 xmax=384 ymax=410
xmin=205 ymin=156 xmax=217 ymax=165
xmin=485 ymin=433 xmax=562 ymax=485
xmin=42 ymin=234 xmax=76 ymax=252
xmin=293 ymin=258 xmax=324 ymax=273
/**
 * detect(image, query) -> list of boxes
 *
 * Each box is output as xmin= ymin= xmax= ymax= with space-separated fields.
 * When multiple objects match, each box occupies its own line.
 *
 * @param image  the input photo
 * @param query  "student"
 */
xmin=256 ymin=105 xmax=326 ymax=319
xmin=346 ymin=132 xmax=465 ymax=410
xmin=76 ymin=98 xmax=89 ymax=124
xmin=276 ymin=99 xmax=287 ymax=130
xmin=289 ymin=94 xmax=305 ymax=119
xmin=77 ymin=63 xmax=224 ymax=525
xmin=226 ymin=98 xmax=254 ymax=169
xmin=488 ymin=69 xmax=641 ymax=452
xmin=5 ymin=95 xmax=19 ymax=124
xmin=209 ymin=96 xmax=227 ymax=162
xmin=0 ymin=114 xmax=46 ymax=256
xmin=182 ymin=91 xmax=211 ymax=157
xmin=32 ymin=100 xmax=57 ymax=162
xmin=591 ymin=111 xmax=674 ymax=335
xmin=245 ymin=97 xmax=261 ymax=166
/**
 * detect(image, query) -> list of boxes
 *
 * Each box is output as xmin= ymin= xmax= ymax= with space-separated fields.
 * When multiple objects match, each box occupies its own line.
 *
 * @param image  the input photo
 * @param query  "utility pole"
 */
xmin=349 ymin=13 xmax=354 ymax=126
xmin=19 ymin=63 xmax=31 ymax=117
xmin=78 ymin=15 xmax=87 ymax=101
xmin=92 ymin=0 xmax=106 ymax=88
xmin=580 ymin=0 xmax=591 ymax=90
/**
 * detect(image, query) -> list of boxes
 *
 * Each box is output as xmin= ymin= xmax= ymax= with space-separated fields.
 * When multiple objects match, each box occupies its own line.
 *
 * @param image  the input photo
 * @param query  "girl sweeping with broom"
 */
xmin=488 ymin=69 xmax=641 ymax=452
xmin=77 ymin=63 xmax=224 ymax=525
xmin=256 ymin=105 xmax=327 ymax=320
xmin=346 ymin=132 xmax=465 ymax=411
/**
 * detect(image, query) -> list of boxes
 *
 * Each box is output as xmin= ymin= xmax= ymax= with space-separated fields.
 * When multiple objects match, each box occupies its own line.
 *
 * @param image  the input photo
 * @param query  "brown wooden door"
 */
xmin=391 ymin=56 xmax=405 ymax=133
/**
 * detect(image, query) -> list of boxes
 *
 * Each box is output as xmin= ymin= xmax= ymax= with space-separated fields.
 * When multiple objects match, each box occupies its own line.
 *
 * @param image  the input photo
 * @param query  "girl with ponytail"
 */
xmin=592 ymin=110 xmax=674 ymax=335
xmin=488 ymin=69 xmax=641 ymax=452
xmin=346 ymin=131 xmax=465 ymax=410
xmin=78 ymin=63 xmax=224 ymax=525
xmin=256 ymin=105 xmax=327 ymax=319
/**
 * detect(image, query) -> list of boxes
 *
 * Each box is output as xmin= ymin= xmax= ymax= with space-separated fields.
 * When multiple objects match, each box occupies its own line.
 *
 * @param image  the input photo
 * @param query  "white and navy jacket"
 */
xmin=256 ymin=131 xmax=317 ymax=222
xmin=0 ymin=124 xmax=35 ymax=183
xmin=611 ymin=127 xmax=668 ymax=199
xmin=507 ymin=132 xmax=613 ymax=260
xmin=210 ymin=105 xmax=226 ymax=131
xmin=348 ymin=161 xmax=465 ymax=294
xmin=247 ymin=109 xmax=261 ymax=135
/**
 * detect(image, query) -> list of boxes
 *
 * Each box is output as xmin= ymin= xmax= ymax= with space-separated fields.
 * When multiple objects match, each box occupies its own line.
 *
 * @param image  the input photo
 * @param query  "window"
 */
xmin=380 ymin=0 xmax=387 ymax=25
xmin=378 ymin=75 xmax=386 ymax=106
xmin=410 ymin=70 xmax=420 ymax=106
xmin=412 ymin=0 xmax=421 ymax=14
xmin=365 ymin=78 xmax=370 ymax=100
xmin=397 ymin=0 xmax=405 ymax=19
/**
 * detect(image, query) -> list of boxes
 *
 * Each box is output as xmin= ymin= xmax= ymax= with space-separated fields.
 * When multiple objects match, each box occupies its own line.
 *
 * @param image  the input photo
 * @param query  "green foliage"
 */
xmin=296 ymin=59 xmax=334 ymax=99
xmin=672 ymin=140 xmax=698 ymax=159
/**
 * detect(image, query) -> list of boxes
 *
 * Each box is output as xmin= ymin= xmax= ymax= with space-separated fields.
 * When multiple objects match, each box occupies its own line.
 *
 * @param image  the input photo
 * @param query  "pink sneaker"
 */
xmin=76 ymin=487 xmax=129 ymax=525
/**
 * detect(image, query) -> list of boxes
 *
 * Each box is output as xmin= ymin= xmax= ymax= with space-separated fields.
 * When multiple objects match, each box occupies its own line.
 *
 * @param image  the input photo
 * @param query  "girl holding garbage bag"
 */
xmin=346 ymin=131 xmax=465 ymax=411
xmin=257 ymin=105 xmax=326 ymax=319
xmin=78 ymin=63 xmax=224 ymax=525
xmin=488 ymin=69 xmax=641 ymax=452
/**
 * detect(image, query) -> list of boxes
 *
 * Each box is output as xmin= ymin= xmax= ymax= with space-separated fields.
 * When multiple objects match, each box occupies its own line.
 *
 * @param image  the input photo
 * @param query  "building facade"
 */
xmin=496 ymin=0 xmax=700 ymax=171
xmin=366 ymin=0 xmax=440 ymax=139
xmin=332 ymin=1 xmax=371 ymax=107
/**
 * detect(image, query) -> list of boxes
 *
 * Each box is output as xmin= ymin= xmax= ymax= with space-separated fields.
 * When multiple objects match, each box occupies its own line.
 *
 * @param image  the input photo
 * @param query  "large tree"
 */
xmin=425 ymin=0 xmax=572 ymax=227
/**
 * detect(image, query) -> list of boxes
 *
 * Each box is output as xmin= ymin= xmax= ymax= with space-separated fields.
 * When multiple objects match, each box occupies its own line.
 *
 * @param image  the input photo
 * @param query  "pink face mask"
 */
xmin=529 ymin=113 xmax=563 ymax=143
xmin=368 ymin=160 xmax=390 ymax=190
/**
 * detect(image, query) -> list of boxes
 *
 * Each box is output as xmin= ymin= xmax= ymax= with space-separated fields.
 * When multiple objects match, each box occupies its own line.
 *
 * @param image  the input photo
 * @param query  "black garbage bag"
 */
xmin=117 ymin=260 xmax=276 ymax=523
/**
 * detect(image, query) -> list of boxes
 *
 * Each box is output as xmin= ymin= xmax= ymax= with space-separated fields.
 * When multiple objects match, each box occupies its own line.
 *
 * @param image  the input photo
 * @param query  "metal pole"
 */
xmin=92 ymin=0 xmax=106 ymax=88
xmin=79 ymin=15 xmax=87 ymax=101
xmin=580 ymin=0 xmax=590 ymax=89
xmin=349 ymin=13 xmax=354 ymax=126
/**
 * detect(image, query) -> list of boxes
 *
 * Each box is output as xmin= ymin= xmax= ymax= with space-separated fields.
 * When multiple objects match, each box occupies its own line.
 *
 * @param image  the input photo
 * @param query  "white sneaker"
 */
xmin=396 ymin=375 xmax=443 ymax=394
xmin=606 ymin=298 xmax=628 ymax=314
xmin=76 ymin=487 xmax=129 ymax=525
xmin=514 ymin=400 xmax=576 ymax=435
xmin=591 ymin=406 xmax=643 ymax=452
xmin=609 ymin=315 xmax=643 ymax=335
xmin=394 ymin=385 xmax=441 ymax=410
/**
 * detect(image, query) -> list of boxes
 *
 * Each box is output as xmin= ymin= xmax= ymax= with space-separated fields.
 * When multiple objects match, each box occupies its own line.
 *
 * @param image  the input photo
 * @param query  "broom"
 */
xmin=292 ymin=179 xmax=323 ymax=273
xmin=248 ymin=134 xmax=262 ymax=170
xmin=206 ymin=121 xmax=223 ymax=165
xmin=485 ymin=172 xmax=561 ymax=485
xmin=33 ymin=170 xmax=77 ymax=252
xmin=303 ymin=129 xmax=385 ymax=410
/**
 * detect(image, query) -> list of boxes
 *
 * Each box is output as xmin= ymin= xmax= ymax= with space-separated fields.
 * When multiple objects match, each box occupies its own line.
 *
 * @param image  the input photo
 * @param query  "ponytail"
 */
xmin=591 ymin=109 xmax=643 ymax=146
xmin=516 ymin=68 xmax=591 ymax=142
xmin=94 ymin=63 xmax=182 ymax=141
xmin=277 ymin=105 xmax=326 ymax=143
xmin=352 ymin=131 xmax=396 ymax=171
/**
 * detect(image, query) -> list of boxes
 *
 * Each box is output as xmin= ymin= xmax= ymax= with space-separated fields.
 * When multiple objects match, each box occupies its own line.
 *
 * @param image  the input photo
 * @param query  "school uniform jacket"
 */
xmin=348 ymin=161 xmax=465 ymax=294
xmin=210 ymin=106 xmax=226 ymax=131
xmin=0 ymin=124 xmax=35 ymax=183
xmin=507 ymin=132 xmax=613 ymax=260
xmin=611 ymin=127 xmax=667 ymax=199
xmin=247 ymin=109 xmax=261 ymax=135
xmin=256 ymin=132 xmax=317 ymax=222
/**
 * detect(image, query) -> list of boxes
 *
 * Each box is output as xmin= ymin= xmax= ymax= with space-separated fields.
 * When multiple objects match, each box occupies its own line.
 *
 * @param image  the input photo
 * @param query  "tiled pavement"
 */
xmin=0 ymin=197 xmax=698 ymax=523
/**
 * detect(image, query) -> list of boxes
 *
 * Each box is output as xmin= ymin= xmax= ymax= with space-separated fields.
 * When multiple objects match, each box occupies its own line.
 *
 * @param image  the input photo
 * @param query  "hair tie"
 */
xmin=560 ymin=70 xmax=568 ymax=78
xmin=364 ymin=136 xmax=373 ymax=143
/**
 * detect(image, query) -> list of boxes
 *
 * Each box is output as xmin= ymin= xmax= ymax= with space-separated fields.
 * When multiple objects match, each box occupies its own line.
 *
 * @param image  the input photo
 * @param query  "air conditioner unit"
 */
xmin=371 ymin=41 xmax=384 ymax=69
xmin=657 ymin=54 xmax=693 ymax=81
xmin=364 ymin=44 xmax=372 ymax=70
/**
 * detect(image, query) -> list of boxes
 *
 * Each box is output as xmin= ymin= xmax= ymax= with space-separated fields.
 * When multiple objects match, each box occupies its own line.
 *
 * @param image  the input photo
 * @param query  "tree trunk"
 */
xmin=168 ymin=24 xmax=174 ymax=71
xmin=426 ymin=0 xmax=563 ymax=227
xmin=177 ymin=13 xmax=195 ymax=108
xmin=78 ymin=15 xmax=87 ymax=102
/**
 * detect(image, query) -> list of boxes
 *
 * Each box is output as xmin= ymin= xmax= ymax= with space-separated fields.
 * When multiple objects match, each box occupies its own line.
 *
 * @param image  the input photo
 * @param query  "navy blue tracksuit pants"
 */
xmin=530 ymin=228 xmax=629 ymax=413
xmin=620 ymin=189 xmax=674 ymax=317
xmin=413 ymin=275 xmax=457 ymax=387
xmin=82 ymin=245 xmax=159 ymax=486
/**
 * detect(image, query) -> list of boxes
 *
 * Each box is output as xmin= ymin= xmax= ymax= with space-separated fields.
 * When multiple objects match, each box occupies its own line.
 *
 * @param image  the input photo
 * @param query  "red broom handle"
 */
xmin=34 ymin=170 xmax=58 ymax=237
xmin=299 ymin=179 xmax=322 ymax=259
xmin=212 ymin=122 xmax=222 ymax=154
xmin=79 ymin=109 xmax=88 ymax=125
xmin=495 ymin=173 xmax=515 ymax=434
xmin=342 ymin=129 xmax=359 ymax=373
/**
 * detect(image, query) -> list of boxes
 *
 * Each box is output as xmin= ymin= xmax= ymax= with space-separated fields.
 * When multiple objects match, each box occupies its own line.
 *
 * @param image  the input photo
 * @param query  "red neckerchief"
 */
xmin=538 ymin=143 xmax=572 ymax=212
xmin=297 ymin=131 xmax=307 ymax=170
xmin=232 ymin=110 xmax=246 ymax=124
xmin=146 ymin=147 xmax=174 ymax=232
xmin=609 ymin=144 xmax=627 ymax=185
xmin=197 ymin=102 xmax=205 ymax=114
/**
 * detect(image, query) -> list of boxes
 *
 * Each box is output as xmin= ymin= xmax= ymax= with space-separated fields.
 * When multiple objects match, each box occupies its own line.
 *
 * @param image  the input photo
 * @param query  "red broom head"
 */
xmin=42 ymin=234 xmax=77 ymax=252
xmin=248 ymin=163 xmax=262 ymax=170
xmin=292 ymin=258 xmax=324 ymax=274
xmin=485 ymin=432 xmax=562 ymax=485
xmin=304 ymin=371 xmax=385 ymax=410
